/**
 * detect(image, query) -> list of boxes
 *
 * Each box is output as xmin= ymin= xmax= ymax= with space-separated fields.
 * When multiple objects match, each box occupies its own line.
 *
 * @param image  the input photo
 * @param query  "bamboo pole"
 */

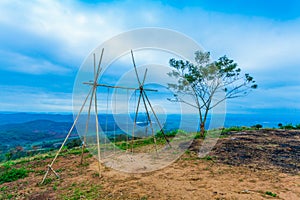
xmin=82 ymin=82 xmax=158 ymax=92
xmin=94 ymin=87 xmax=102 ymax=178
xmin=41 ymin=87 xmax=93 ymax=184
xmin=94 ymin=48 xmax=104 ymax=178
xmin=131 ymin=91 xmax=141 ymax=154
xmin=141 ymin=91 xmax=158 ymax=155
xmin=80 ymin=53 xmax=97 ymax=164
xmin=143 ymin=90 xmax=172 ymax=148
xmin=80 ymin=89 xmax=94 ymax=164
xmin=140 ymin=69 xmax=158 ymax=154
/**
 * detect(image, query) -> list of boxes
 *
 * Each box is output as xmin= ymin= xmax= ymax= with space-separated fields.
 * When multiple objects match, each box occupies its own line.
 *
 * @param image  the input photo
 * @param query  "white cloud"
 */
xmin=0 ymin=0 xmax=300 ymax=112
xmin=2 ymin=0 xmax=300 ymax=72
xmin=0 ymin=85 xmax=73 ymax=112
xmin=226 ymin=85 xmax=300 ymax=113
xmin=0 ymin=50 xmax=71 ymax=74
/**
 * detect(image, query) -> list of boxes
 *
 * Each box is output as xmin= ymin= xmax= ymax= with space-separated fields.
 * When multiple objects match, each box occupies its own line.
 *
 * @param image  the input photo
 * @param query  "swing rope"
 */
xmin=114 ymin=88 xmax=117 ymax=154
xmin=105 ymin=87 xmax=109 ymax=156
xmin=126 ymin=89 xmax=129 ymax=151
xmin=131 ymin=89 xmax=137 ymax=154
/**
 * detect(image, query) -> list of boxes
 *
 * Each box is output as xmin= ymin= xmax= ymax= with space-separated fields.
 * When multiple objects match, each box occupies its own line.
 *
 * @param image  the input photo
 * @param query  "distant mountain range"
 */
xmin=0 ymin=111 xmax=299 ymax=153
xmin=0 ymin=112 xmax=73 ymax=125
xmin=0 ymin=119 xmax=77 ymax=148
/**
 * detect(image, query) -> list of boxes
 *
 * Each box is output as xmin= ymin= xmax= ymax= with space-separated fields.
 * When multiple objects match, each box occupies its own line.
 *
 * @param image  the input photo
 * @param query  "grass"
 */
xmin=278 ymin=123 xmax=300 ymax=130
xmin=265 ymin=191 xmax=277 ymax=197
xmin=113 ymin=130 xmax=187 ymax=150
xmin=3 ymin=125 xmax=292 ymax=164
xmin=61 ymin=184 xmax=103 ymax=200
xmin=221 ymin=126 xmax=255 ymax=134
xmin=0 ymin=166 xmax=29 ymax=184
xmin=201 ymin=155 xmax=214 ymax=161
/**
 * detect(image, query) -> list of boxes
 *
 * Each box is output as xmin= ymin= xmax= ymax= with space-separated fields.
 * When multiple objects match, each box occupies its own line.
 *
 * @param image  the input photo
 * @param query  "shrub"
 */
xmin=265 ymin=191 xmax=277 ymax=197
xmin=254 ymin=124 xmax=263 ymax=129
xmin=0 ymin=167 xmax=29 ymax=184
xmin=295 ymin=124 xmax=300 ymax=129
xmin=66 ymin=138 xmax=82 ymax=149
xmin=221 ymin=126 xmax=248 ymax=134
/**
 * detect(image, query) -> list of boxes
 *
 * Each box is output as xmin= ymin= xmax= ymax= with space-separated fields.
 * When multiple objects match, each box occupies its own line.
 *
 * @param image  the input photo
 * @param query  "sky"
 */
xmin=0 ymin=0 xmax=300 ymax=116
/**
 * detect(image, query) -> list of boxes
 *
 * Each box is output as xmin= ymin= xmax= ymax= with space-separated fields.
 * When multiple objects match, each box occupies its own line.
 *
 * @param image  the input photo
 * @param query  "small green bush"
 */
xmin=277 ymin=123 xmax=300 ymax=130
xmin=283 ymin=123 xmax=294 ymax=130
xmin=201 ymin=155 xmax=213 ymax=161
xmin=265 ymin=191 xmax=277 ymax=197
xmin=253 ymin=124 xmax=263 ymax=129
xmin=0 ymin=167 xmax=29 ymax=184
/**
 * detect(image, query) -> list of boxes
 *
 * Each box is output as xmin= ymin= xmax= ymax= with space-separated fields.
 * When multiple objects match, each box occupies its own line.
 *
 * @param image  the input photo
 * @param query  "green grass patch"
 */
xmin=61 ymin=184 xmax=103 ymax=200
xmin=265 ymin=191 xmax=277 ymax=197
xmin=221 ymin=126 xmax=253 ymax=133
xmin=0 ymin=166 xmax=29 ymax=184
xmin=201 ymin=155 xmax=215 ymax=161
xmin=278 ymin=123 xmax=300 ymax=130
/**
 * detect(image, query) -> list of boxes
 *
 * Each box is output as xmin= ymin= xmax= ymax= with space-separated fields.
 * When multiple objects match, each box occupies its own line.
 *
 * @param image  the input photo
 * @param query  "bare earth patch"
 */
xmin=1 ymin=129 xmax=299 ymax=199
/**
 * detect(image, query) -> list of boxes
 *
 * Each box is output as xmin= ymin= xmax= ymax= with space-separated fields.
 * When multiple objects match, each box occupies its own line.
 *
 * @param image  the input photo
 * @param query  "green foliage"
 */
xmin=168 ymin=50 xmax=257 ymax=136
xmin=194 ymin=131 xmax=206 ymax=139
xmin=278 ymin=123 xmax=300 ymax=130
xmin=65 ymin=148 xmax=88 ymax=155
xmin=0 ymin=167 xmax=29 ymax=184
xmin=221 ymin=126 xmax=251 ymax=134
xmin=201 ymin=155 xmax=213 ymax=161
xmin=0 ymin=186 xmax=8 ymax=191
xmin=252 ymin=124 xmax=263 ymax=129
xmin=41 ymin=178 xmax=53 ymax=185
xmin=156 ymin=129 xmax=186 ymax=138
xmin=265 ymin=191 xmax=277 ymax=197
xmin=282 ymin=123 xmax=294 ymax=129
xmin=61 ymin=184 xmax=103 ymax=200
xmin=113 ymin=130 xmax=190 ymax=150
xmin=66 ymin=138 xmax=82 ymax=149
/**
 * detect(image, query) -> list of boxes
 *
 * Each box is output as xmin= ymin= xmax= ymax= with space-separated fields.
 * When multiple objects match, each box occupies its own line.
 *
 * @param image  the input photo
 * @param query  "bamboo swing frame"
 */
xmin=41 ymin=49 xmax=171 ymax=184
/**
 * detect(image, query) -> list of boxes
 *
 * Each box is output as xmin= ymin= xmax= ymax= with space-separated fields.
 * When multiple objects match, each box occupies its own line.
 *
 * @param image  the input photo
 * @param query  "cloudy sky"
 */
xmin=0 ymin=0 xmax=300 ymax=115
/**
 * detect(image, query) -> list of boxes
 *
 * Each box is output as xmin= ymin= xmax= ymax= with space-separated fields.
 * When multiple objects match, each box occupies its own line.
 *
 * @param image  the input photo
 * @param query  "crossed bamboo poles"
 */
xmin=41 ymin=49 xmax=170 ymax=184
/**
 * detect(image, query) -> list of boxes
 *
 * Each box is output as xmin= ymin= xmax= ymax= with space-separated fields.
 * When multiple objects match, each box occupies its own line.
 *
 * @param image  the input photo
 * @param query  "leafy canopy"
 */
xmin=168 ymin=51 xmax=257 ymax=110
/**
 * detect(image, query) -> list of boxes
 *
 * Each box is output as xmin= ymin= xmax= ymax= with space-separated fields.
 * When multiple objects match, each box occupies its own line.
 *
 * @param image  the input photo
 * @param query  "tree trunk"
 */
xmin=200 ymin=122 xmax=205 ymax=138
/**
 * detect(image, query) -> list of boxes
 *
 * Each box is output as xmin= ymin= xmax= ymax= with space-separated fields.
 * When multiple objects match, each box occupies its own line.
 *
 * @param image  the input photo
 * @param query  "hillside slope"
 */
xmin=0 ymin=120 xmax=76 ymax=146
xmin=0 ymin=129 xmax=299 ymax=200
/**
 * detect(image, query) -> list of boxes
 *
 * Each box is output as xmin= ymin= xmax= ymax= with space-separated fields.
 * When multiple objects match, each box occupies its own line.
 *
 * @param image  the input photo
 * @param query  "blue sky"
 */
xmin=0 ymin=0 xmax=300 ymax=115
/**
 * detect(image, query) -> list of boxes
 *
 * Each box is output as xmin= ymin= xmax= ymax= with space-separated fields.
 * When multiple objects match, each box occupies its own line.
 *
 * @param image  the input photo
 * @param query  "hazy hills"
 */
xmin=0 ymin=112 xmax=73 ymax=125
xmin=0 ymin=120 xmax=77 ymax=147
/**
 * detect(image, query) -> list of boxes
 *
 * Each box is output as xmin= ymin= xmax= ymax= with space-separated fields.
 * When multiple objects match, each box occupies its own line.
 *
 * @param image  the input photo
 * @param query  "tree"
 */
xmin=168 ymin=51 xmax=257 ymax=137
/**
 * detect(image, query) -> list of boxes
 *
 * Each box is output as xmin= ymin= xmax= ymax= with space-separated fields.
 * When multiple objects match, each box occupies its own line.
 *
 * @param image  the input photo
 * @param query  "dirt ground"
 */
xmin=1 ymin=129 xmax=299 ymax=199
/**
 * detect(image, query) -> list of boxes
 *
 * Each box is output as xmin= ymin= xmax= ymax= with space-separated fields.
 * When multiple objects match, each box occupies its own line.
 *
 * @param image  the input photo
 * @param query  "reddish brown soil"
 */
xmin=1 ymin=129 xmax=299 ymax=200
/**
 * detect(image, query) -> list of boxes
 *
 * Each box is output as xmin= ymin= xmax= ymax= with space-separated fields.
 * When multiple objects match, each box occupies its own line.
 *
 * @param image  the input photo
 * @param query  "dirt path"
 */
xmin=1 ymin=129 xmax=299 ymax=199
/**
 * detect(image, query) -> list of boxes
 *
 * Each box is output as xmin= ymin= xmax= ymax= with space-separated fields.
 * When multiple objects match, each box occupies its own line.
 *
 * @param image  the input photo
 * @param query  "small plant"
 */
xmin=283 ymin=123 xmax=294 ymax=130
xmin=221 ymin=126 xmax=249 ymax=134
xmin=265 ymin=191 xmax=277 ymax=197
xmin=253 ymin=124 xmax=263 ymax=129
xmin=92 ymin=172 xmax=99 ymax=178
xmin=185 ymin=150 xmax=191 ymax=155
xmin=85 ymin=153 xmax=93 ymax=158
xmin=0 ymin=186 xmax=8 ymax=191
xmin=42 ymin=178 xmax=53 ymax=185
xmin=0 ymin=167 xmax=29 ymax=184
xmin=295 ymin=124 xmax=300 ymax=129
xmin=202 ymin=155 xmax=213 ymax=161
